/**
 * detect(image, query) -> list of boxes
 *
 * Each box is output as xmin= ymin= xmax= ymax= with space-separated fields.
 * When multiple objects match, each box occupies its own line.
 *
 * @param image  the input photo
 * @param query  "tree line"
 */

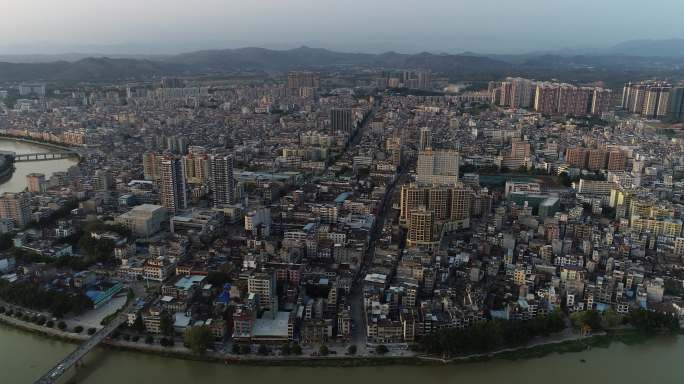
xmin=0 ymin=279 xmax=91 ymax=317
xmin=418 ymin=312 xmax=565 ymax=356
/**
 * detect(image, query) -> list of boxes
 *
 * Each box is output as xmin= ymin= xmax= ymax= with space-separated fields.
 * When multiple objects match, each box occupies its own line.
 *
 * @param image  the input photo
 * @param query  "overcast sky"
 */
xmin=2 ymin=0 xmax=683 ymax=54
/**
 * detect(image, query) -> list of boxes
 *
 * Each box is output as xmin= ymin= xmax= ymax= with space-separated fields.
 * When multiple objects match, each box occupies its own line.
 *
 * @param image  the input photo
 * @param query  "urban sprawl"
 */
xmin=0 ymin=71 xmax=684 ymax=360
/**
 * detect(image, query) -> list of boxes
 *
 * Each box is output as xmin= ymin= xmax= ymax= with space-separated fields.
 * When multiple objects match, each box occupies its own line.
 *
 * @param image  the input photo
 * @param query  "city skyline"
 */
xmin=2 ymin=0 xmax=684 ymax=55
xmin=2 ymin=1 xmax=684 ymax=382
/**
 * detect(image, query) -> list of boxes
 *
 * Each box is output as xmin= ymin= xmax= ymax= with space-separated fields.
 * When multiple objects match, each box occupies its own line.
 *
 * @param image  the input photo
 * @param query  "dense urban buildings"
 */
xmin=0 ymin=64 xmax=683 ymax=368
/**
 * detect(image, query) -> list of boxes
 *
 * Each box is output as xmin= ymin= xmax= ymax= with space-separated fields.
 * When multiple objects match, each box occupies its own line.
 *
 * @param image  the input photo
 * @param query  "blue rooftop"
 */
xmin=334 ymin=192 xmax=352 ymax=204
xmin=175 ymin=275 xmax=206 ymax=291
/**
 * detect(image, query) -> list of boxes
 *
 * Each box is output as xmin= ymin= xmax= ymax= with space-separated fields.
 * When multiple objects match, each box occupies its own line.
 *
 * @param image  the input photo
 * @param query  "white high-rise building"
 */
xmin=210 ymin=154 xmax=235 ymax=207
xmin=159 ymin=156 xmax=187 ymax=213
xmin=419 ymin=127 xmax=432 ymax=151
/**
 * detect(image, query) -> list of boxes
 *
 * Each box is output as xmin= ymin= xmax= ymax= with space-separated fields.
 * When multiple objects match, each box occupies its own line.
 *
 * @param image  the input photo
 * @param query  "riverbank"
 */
xmin=0 ymin=311 xmax=669 ymax=369
xmin=0 ymin=138 xmax=80 ymax=193
xmin=0 ymin=135 xmax=79 ymax=153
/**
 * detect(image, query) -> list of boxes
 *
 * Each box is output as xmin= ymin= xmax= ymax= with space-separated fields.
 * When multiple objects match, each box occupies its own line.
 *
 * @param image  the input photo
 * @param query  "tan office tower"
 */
xmin=142 ymin=152 xmax=161 ymax=181
xmin=407 ymin=207 xmax=435 ymax=248
xmin=0 ymin=192 xmax=31 ymax=227
xmin=26 ymin=173 xmax=46 ymax=193
xmin=159 ymin=155 xmax=187 ymax=214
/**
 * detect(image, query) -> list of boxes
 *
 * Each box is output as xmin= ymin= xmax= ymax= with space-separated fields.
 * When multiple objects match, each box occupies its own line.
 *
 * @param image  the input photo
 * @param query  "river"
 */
xmin=0 ymin=323 xmax=681 ymax=384
xmin=0 ymin=139 xmax=78 ymax=193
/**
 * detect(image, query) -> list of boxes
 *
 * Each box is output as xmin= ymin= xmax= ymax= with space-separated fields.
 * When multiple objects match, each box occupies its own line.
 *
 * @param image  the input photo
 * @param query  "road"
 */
xmin=344 ymin=100 xmax=411 ymax=350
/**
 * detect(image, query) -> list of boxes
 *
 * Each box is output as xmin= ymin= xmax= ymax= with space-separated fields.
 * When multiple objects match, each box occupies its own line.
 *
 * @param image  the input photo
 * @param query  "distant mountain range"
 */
xmin=1 ymin=39 xmax=683 ymax=84
xmin=0 ymin=47 xmax=514 ymax=82
xmin=605 ymin=39 xmax=684 ymax=57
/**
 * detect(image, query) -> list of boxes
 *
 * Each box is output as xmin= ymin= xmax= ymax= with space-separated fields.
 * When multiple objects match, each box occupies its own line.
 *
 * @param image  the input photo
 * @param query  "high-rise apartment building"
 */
xmin=407 ymin=207 xmax=435 ymax=248
xmin=0 ymin=192 xmax=31 ymax=227
xmin=500 ymin=139 xmax=531 ymax=170
xmin=26 ymin=173 xmax=46 ymax=193
xmin=400 ymin=183 xmax=471 ymax=223
xmin=416 ymin=149 xmax=459 ymax=185
xmin=564 ymin=147 xmax=587 ymax=168
xmin=586 ymin=149 xmax=607 ymax=171
xmin=210 ymin=154 xmax=235 ymax=207
xmin=287 ymin=71 xmax=320 ymax=89
xmin=509 ymin=77 xmax=536 ymax=108
xmin=532 ymin=82 xmax=611 ymax=116
xmin=402 ymin=70 xmax=432 ymax=90
xmin=159 ymin=156 xmax=187 ymax=214
xmin=606 ymin=150 xmax=627 ymax=171
xmin=248 ymin=271 xmax=278 ymax=312
xmin=622 ymin=81 xmax=672 ymax=118
xmin=182 ymin=153 xmax=210 ymax=185
xmin=330 ymin=108 xmax=354 ymax=134
xmin=534 ymin=83 xmax=560 ymax=115
xmin=419 ymin=127 xmax=432 ymax=151
xmin=670 ymin=87 xmax=684 ymax=122
xmin=591 ymin=88 xmax=613 ymax=115
xmin=500 ymin=81 xmax=513 ymax=107
xmin=557 ymin=85 xmax=591 ymax=116
xmin=143 ymin=152 xmax=161 ymax=181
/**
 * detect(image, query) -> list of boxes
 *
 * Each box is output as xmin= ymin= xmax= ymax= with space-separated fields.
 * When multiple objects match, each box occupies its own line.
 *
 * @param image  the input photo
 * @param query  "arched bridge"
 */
xmin=14 ymin=152 xmax=79 ymax=162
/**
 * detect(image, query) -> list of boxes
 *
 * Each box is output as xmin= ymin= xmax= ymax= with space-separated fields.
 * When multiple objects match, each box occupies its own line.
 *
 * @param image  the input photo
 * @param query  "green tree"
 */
xmin=205 ymin=271 xmax=231 ymax=287
xmin=232 ymin=343 xmax=242 ymax=354
xmin=257 ymin=344 xmax=270 ymax=356
xmin=347 ymin=345 xmax=357 ymax=355
xmin=160 ymin=312 xmax=175 ymax=337
xmin=281 ymin=343 xmax=291 ymax=356
xmin=375 ymin=345 xmax=389 ymax=355
xmin=0 ymin=233 xmax=13 ymax=250
xmin=319 ymin=345 xmax=329 ymax=356
xmin=601 ymin=308 xmax=622 ymax=329
xmin=184 ymin=326 xmax=213 ymax=354
xmin=291 ymin=344 xmax=302 ymax=355
xmin=133 ymin=314 xmax=145 ymax=333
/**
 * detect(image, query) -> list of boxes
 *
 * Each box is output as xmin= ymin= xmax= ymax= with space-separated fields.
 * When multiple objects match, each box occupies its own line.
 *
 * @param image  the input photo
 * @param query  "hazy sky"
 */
xmin=2 ymin=0 xmax=683 ymax=54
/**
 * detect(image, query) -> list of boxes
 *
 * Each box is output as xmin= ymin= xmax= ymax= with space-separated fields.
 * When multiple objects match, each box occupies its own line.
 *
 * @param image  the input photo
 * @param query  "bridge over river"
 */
xmin=33 ymin=314 xmax=126 ymax=384
xmin=13 ymin=152 xmax=79 ymax=162
xmin=33 ymin=293 xmax=149 ymax=384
